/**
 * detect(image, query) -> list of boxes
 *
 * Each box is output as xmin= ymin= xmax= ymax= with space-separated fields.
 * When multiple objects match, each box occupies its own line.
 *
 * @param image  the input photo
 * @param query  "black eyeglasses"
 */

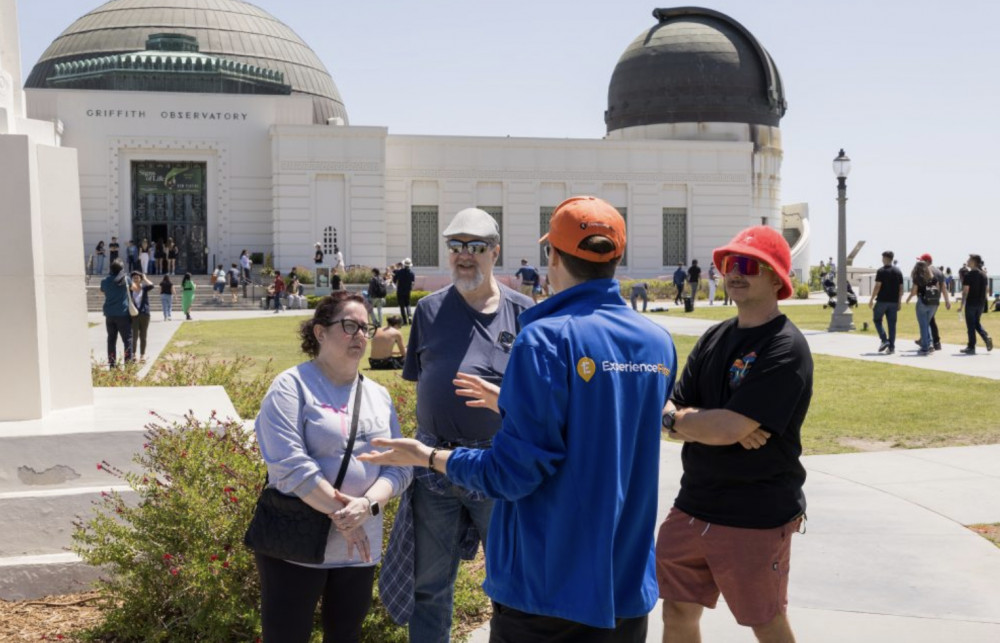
xmin=446 ymin=239 xmax=493 ymax=255
xmin=326 ymin=319 xmax=375 ymax=339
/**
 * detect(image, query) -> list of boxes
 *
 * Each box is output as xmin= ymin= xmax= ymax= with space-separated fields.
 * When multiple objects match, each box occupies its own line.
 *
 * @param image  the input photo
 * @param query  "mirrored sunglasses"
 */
xmin=720 ymin=255 xmax=770 ymax=276
xmin=447 ymin=239 xmax=493 ymax=255
xmin=328 ymin=319 xmax=375 ymax=339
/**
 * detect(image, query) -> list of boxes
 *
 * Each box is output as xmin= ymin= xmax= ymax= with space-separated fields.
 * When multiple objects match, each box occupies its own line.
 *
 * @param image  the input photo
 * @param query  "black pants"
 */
xmin=256 ymin=553 xmax=375 ymax=643
xmin=398 ymin=290 xmax=412 ymax=324
xmin=105 ymin=315 xmax=133 ymax=367
xmin=489 ymin=601 xmax=647 ymax=643
xmin=929 ymin=315 xmax=940 ymax=345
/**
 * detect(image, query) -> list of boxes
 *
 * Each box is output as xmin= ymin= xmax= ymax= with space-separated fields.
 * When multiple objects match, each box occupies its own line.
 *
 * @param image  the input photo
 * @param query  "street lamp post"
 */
xmin=828 ymin=149 xmax=855 ymax=331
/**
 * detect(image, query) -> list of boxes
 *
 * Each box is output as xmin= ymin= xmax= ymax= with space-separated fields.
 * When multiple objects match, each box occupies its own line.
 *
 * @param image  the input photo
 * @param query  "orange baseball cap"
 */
xmin=539 ymin=196 xmax=626 ymax=262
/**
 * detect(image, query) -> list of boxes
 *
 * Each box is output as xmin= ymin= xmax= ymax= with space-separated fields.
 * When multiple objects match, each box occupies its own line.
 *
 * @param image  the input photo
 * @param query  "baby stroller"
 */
xmin=822 ymin=275 xmax=858 ymax=308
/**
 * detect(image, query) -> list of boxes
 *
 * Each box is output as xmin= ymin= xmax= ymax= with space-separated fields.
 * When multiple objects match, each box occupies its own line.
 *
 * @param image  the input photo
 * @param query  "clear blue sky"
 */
xmin=13 ymin=0 xmax=1000 ymax=272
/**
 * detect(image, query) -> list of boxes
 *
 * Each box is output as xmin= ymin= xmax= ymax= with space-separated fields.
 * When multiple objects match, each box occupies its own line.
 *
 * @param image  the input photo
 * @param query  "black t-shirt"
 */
xmin=874 ymin=265 xmax=904 ymax=303
xmin=393 ymin=267 xmax=415 ymax=294
xmin=963 ymin=269 xmax=988 ymax=306
xmin=672 ymin=315 xmax=813 ymax=528
xmin=688 ymin=265 xmax=702 ymax=283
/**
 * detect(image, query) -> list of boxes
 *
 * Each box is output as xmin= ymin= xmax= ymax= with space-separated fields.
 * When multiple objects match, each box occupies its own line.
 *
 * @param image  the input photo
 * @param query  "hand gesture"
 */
xmin=341 ymin=526 xmax=372 ymax=563
xmin=329 ymin=489 xmax=370 ymax=533
xmin=739 ymin=428 xmax=771 ymax=450
xmin=453 ymin=372 xmax=500 ymax=413
xmin=358 ymin=438 xmax=432 ymax=467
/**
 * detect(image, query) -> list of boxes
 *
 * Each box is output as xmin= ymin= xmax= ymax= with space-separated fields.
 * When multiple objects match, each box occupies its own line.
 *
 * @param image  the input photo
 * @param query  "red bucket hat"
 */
xmin=712 ymin=226 xmax=793 ymax=300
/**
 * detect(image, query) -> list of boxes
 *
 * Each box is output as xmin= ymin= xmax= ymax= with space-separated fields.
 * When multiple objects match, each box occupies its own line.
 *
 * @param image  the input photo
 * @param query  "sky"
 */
xmin=11 ymin=0 xmax=1000 ymax=272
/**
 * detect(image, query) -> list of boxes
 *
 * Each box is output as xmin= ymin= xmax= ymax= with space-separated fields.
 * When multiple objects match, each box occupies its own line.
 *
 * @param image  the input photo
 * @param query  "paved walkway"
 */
xmin=90 ymin=303 xmax=1000 ymax=641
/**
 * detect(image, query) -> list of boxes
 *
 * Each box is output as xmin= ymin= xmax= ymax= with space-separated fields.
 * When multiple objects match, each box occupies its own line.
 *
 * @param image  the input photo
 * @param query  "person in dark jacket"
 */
xmin=100 ymin=259 xmax=132 ymax=368
xmin=393 ymin=258 xmax=416 ymax=324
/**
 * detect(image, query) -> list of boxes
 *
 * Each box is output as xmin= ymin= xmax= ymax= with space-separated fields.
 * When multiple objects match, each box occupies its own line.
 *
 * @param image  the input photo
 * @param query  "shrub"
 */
xmin=384 ymin=290 xmax=429 ymax=307
xmin=344 ymin=266 xmax=373 ymax=284
xmin=73 ymin=413 xmax=263 ymax=641
xmin=291 ymin=266 xmax=314 ymax=285
xmin=795 ymin=283 xmax=811 ymax=299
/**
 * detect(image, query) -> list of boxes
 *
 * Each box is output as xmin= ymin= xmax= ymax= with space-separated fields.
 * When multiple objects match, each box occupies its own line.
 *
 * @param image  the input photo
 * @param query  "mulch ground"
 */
xmin=0 ymin=592 xmax=101 ymax=642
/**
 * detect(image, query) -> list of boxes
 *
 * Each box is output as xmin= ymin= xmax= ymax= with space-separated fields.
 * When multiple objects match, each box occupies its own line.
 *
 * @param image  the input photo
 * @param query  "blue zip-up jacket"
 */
xmin=447 ymin=279 xmax=676 ymax=628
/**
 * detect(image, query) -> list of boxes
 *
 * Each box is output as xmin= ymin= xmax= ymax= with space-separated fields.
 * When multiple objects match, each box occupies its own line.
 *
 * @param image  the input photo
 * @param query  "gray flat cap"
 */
xmin=442 ymin=208 xmax=500 ymax=241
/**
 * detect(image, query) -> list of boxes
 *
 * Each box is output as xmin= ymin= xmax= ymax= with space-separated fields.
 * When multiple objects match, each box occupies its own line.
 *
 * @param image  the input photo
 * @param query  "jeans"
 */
xmin=95 ymin=254 xmax=105 ymax=275
xmin=915 ymin=301 xmax=937 ymax=351
xmin=161 ymin=294 xmax=173 ymax=320
xmin=370 ymin=297 xmax=384 ymax=326
xmin=410 ymin=480 xmax=494 ymax=643
xmin=965 ymin=306 xmax=990 ymax=348
xmin=105 ymin=315 xmax=133 ymax=367
xmin=872 ymin=301 xmax=899 ymax=349
xmin=630 ymin=291 xmax=647 ymax=312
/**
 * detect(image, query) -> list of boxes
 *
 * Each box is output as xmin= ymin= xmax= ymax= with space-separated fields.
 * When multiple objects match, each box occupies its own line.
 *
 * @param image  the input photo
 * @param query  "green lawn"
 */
xmin=663 ymin=302 xmax=1000 ymax=347
xmin=164 ymin=318 xmax=1000 ymax=456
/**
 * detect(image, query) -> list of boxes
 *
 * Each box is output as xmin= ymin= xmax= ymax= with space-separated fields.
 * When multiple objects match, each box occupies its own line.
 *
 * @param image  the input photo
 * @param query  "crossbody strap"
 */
xmin=333 ymin=373 xmax=364 ymax=490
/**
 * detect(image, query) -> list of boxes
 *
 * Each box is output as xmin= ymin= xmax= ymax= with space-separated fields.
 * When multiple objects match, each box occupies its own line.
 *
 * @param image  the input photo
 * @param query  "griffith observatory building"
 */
xmin=21 ymin=0 xmax=810 ymax=278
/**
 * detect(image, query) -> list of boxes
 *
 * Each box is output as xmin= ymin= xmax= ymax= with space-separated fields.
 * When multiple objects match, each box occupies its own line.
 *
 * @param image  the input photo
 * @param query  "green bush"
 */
xmin=385 ymin=290 xmax=430 ymax=307
xmin=73 ymin=414 xmax=263 ymax=641
xmin=250 ymin=252 xmax=264 ymax=266
xmin=795 ymin=283 xmax=811 ymax=299
xmin=85 ymin=357 xmax=490 ymax=642
xmin=291 ymin=266 xmax=315 ymax=285
xmin=344 ymin=266 xmax=373 ymax=284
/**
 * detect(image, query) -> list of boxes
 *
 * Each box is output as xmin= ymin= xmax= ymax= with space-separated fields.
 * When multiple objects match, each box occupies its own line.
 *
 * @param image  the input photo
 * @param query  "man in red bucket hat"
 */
xmin=655 ymin=225 xmax=813 ymax=643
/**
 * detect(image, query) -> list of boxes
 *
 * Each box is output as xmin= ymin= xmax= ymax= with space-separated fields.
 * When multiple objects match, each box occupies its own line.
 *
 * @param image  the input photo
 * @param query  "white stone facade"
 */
xmin=25 ymin=86 xmax=794 ymax=279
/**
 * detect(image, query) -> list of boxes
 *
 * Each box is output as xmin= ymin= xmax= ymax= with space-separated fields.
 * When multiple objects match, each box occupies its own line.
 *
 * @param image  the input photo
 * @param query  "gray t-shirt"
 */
xmin=255 ymin=362 xmax=412 ymax=567
xmin=403 ymin=283 xmax=533 ymax=442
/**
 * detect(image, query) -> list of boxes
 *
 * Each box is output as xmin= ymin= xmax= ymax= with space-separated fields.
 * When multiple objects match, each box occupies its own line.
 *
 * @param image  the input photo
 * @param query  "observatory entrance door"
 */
xmin=131 ymin=161 xmax=208 ymax=274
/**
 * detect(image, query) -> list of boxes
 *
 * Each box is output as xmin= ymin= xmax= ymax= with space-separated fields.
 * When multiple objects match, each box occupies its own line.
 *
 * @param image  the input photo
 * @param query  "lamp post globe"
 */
xmin=829 ymin=149 xmax=855 ymax=331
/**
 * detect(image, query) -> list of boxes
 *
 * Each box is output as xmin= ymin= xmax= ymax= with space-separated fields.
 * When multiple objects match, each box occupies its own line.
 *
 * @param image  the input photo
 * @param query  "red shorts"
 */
xmin=655 ymin=506 xmax=801 ymax=626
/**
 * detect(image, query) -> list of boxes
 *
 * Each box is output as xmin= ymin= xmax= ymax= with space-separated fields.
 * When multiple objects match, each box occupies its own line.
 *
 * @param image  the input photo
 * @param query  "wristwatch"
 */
xmin=365 ymin=497 xmax=381 ymax=517
xmin=661 ymin=409 xmax=678 ymax=434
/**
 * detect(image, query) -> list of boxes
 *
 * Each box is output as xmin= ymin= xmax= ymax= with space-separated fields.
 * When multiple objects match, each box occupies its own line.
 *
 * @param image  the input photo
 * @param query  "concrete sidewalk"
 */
xmin=470 ymin=443 xmax=1000 ymax=642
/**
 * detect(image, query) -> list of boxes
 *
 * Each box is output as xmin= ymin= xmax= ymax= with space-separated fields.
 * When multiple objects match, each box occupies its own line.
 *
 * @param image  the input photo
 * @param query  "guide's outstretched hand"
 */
xmin=453 ymin=372 xmax=500 ymax=414
xmin=358 ymin=438 xmax=431 ymax=467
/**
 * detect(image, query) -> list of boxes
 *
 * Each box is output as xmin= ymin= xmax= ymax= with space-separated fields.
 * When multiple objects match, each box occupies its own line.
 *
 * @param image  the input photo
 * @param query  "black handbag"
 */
xmin=244 ymin=374 xmax=364 ymax=564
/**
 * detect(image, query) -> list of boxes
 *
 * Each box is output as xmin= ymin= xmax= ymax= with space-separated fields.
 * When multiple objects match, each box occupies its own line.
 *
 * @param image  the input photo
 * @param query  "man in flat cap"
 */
xmin=367 ymin=197 xmax=676 ymax=641
xmin=380 ymin=207 xmax=533 ymax=641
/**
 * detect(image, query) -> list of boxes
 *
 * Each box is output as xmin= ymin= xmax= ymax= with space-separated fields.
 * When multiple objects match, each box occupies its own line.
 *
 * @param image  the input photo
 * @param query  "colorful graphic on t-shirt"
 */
xmin=729 ymin=352 xmax=757 ymax=388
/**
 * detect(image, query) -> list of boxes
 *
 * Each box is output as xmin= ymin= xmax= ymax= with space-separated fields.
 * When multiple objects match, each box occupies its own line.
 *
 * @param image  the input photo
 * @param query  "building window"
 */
xmin=539 ymin=207 xmax=554 ymax=267
xmin=662 ymin=207 xmax=687 ymax=266
xmin=479 ymin=206 xmax=503 ymax=267
xmin=323 ymin=226 xmax=338 ymax=256
xmin=617 ymin=207 xmax=627 ymax=267
xmin=411 ymin=206 xmax=439 ymax=267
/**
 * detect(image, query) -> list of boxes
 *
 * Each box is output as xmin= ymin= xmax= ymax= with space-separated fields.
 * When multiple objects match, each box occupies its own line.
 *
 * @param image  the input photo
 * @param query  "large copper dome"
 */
xmin=606 ymin=7 xmax=786 ymax=133
xmin=25 ymin=0 xmax=347 ymax=125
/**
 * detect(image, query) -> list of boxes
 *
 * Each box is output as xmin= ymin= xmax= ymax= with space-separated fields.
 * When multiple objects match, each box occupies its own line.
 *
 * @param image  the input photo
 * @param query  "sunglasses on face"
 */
xmin=327 ymin=319 xmax=375 ymax=339
xmin=720 ymin=255 xmax=771 ymax=277
xmin=446 ymin=239 xmax=493 ymax=255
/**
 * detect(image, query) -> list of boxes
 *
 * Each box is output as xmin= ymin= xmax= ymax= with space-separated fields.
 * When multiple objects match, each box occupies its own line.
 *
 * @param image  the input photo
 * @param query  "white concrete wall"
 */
xmin=385 ymin=134 xmax=755 ymax=276
xmin=269 ymin=124 xmax=387 ymax=272
xmin=26 ymin=89 xmax=313 ymax=270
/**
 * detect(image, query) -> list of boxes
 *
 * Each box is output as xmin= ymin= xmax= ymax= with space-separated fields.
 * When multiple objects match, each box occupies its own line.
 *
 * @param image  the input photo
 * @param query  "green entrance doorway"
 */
xmin=131 ymin=161 xmax=208 ymax=273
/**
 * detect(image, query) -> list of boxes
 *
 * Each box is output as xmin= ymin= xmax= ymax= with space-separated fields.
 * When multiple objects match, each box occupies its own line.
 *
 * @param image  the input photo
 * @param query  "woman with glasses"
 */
xmin=253 ymin=291 xmax=412 ymax=643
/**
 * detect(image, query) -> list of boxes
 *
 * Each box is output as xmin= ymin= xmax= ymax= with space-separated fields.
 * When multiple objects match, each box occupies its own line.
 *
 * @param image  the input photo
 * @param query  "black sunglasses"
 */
xmin=326 ymin=319 xmax=375 ymax=339
xmin=447 ymin=239 xmax=493 ymax=255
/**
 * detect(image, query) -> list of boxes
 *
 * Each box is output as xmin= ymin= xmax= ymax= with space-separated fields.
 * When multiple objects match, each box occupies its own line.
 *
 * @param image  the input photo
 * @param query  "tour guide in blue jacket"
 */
xmin=363 ymin=196 xmax=676 ymax=639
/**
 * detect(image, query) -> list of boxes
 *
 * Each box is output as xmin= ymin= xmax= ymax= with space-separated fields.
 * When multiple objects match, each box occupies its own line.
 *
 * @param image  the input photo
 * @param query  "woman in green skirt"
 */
xmin=181 ymin=272 xmax=196 ymax=320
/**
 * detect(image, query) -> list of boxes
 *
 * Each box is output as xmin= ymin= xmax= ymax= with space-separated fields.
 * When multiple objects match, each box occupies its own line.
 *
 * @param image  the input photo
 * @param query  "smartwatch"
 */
xmin=661 ymin=409 xmax=678 ymax=434
xmin=366 ymin=498 xmax=381 ymax=517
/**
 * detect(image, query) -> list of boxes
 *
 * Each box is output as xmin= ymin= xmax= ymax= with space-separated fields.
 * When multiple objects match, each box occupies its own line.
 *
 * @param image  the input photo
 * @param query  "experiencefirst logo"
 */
xmin=576 ymin=357 xmax=671 ymax=382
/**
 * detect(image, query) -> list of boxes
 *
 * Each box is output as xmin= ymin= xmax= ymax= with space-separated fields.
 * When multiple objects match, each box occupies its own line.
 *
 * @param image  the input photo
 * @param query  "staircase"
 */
xmin=85 ymin=274 xmax=289 ymax=312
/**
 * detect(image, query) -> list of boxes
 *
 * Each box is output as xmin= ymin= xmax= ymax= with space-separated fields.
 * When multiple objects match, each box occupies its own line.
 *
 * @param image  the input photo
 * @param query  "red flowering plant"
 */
xmin=72 ymin=412 xmax=264 ymax=641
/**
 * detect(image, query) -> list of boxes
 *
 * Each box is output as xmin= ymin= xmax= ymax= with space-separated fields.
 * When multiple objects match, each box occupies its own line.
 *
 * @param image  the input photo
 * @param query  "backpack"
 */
xmin=371 ymin=278 xmax=386 ymax=299
xmin=921 ymin=280 xmax=941 ymax=306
